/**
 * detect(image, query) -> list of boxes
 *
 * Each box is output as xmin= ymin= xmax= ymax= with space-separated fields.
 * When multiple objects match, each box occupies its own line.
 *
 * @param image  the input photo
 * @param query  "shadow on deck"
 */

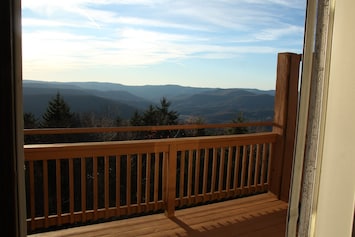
xmin=29 ymin=192 xmax=287 ymax=237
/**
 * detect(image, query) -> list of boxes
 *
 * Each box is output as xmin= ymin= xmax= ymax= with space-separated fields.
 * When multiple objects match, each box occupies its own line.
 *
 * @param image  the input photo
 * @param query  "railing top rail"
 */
xmin=23 ymin=121 xmax=273 ymax=136
xmin=24 ymin=132 xmax=278 ymax=160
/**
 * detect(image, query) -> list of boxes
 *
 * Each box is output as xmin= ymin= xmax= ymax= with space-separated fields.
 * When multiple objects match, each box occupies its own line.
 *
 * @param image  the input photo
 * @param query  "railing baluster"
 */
xmin=226 ymin=146 xmax=232 ymax=194
xmin=126 ymin=155 xmax=131 ymax=214
xmin=247 ymin=145 xmax=254 ymax=192
xmin=179 ymin=151 xmax=185 ymax=202
xmin=146 ymin=153 xmax=151 ymax=210
xmin=241 ymin=145 xmax=247 ymax=193
xmin=162 ymin=152 xmax=167 ymax=206
xmin=93 ymin=157 xmax=98 ymax=220
xmin=233 ymin=146 xmax=240 ymax=192
xmin=43 ymin=160 xmax=49 ymax=228
xmin=69 ymin=158 xmax=74 ymax=224
xmin=104 ymin=155 xmax=109 ymax=218
xmin=137 ymin=154 xmax=142 ymax=213
xmin=154 ymin=153 xmax=159 ymax=210
xmin=116 ymin=155 xmax=121 ymax=216
xmin=254 ymin=144 xmax=261 ymax=191
xmin=81 ymin=157 xmax=86 ymax=222
xmin=56 ymin=159 xmax=62 ymax=226
xmin=202 ymin=148 xmax=208 ymax=201
xmin=187 ymin=150 xmax=193 ymax=204
xmin=267 ymin=143 xmax=274 ymax=185
xmin=194 ymin=149 xmax=200 ymax=202
xmin=261 ymin=143 xmax=268 ymax=188
xmin=29 ymin=160 xmax=35 ymax=231
xmin=211 ymin=148 xmax=217 ymax=197
xmin=218 ymin=147 xmax=225 ymax=198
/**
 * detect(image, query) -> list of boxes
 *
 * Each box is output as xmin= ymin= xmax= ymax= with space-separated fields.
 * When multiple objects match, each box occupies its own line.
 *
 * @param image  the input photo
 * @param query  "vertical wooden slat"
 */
xmin=69 ymin=158 xmax=74 ymax=224
xmin=218 ymin=147 xmax=225 ymax=197
xmin=247 ymin=145 xmax=254 ymax=191
xmin=211 ymin=148 xmax=217 ymax=197
xmin=137 ymin=154 xmax=142 ymax=213
xmin=202 ymin=148 xmax=208 ymax=201
xmin=179 ymin=151 xmax=185 ymax=201
xmin=254 ymin=144 xmax=261 ymax=190
xmin=154 ymin=153 xmax=159 ymax=210
xmin=81 ymin=158 xmax=86 ymax=222
xmin=165 ymin=144 xmax=177 ymax=217
xmin=126 ymin=155 xmax=131 ymax=214
xmin=56 ymin=159 xmax=62 ymax=226
xmin=104 ymin=156 xmax=109 ymax=218
xmin=261 ymin=143 xmax=268 ymax=187
xmin=93 ymin=157 xmax=98 ymax=220
xmin=43 ymin=160 xmax=49 ymax=228
xmin=116 ymin=155 xmax=121 ymax=216
xmin=29 ymin=160 xmax=35 ymax=231
xmin=240 ymin=145 xmax=247 ymax=191
xmin=233 ymin=146 xmax=241 ymax=191
xmin=226 ymin=146 xmax=233 ymax=193
xmin=187 ymin=150 xmax=193 ymax=203
xmin=267 ymin=143 xmax=274 ymax=185
xmin=162 ymin=152 xmax=167 ymax=205
xmin=146 ymin=154 xmax=151 ymax=209
xmin=194 ymin=149 xmax=200 ymax=201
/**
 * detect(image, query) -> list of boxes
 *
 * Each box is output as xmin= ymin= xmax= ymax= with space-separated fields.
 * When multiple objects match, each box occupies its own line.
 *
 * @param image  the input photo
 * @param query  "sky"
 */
xmin=22 ymin=0 xmax=306 ymax=90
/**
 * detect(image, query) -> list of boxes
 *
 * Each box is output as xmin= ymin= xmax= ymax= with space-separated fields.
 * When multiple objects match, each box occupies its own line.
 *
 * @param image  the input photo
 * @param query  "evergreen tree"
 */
xmin=143 ymin=105 xmax=158 ymax=125
xmin=156 ymin=97 xmax=179 ymax=126
xmin=129 ymin=97 xmax=179 ymax=139
xmin=130 ymin=110 xmax=143 ymax=126
xmin=41 ymin=92 xmax=74 ymax=128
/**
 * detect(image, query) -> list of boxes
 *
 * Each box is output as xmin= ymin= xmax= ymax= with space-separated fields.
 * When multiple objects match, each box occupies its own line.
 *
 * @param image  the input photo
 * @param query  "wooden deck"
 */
xmin=29 ymin=193 xmax=288 ymax=237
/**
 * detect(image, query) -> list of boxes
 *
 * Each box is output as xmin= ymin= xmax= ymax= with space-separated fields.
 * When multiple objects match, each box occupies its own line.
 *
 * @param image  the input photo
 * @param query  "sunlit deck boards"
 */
xmin=29 ymin=192 xmax=287 ymax=237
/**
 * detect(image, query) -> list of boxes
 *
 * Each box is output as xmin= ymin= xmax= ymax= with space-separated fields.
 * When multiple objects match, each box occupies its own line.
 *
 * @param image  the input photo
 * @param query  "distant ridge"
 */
xmin=23 ymin=80 xmax=275 ymax=123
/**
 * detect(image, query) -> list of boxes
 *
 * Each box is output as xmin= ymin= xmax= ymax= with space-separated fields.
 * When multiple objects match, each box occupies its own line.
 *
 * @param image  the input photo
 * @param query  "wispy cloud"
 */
xmin=22 ymin=0 xmax=306 ymax=87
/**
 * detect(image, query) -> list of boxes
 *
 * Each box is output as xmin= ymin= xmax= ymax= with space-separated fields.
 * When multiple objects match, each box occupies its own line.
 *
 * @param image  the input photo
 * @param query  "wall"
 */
xmin=314 ymin=0 xmax=355 ymax=236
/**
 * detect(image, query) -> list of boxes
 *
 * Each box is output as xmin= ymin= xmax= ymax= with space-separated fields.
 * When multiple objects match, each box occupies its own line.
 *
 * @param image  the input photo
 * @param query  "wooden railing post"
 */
xmin=270 ymin=52 xmax=301 ymax=201
xmin=165 ymin=143 xmax=177 ymax=217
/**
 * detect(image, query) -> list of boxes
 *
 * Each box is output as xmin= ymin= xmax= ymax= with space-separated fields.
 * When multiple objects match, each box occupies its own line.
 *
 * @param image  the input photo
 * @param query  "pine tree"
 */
xmin=129 ymin=97 xmax=179 ymax=139
xmin=156 ymin=97 xmax=178 ymax=126
xmin=41 ymin=92 xmax=74 ymax=128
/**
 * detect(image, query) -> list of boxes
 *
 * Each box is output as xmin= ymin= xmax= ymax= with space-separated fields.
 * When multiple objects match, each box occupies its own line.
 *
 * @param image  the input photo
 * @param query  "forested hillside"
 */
xmin=23 ymin=80 xmax=275 ymax=124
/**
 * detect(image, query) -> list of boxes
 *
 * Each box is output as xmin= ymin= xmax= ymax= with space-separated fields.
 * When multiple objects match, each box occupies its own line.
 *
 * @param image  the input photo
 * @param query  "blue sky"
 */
xmin=22 ymin=0 xmax=306 ymax=90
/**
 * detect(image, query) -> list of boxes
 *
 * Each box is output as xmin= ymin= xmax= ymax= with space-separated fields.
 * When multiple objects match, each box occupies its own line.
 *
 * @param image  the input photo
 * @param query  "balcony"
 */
xmin=25 ymin=53 xmax=301 ymax=236
xmin=29 ymin=193 xmax=287 ymax=237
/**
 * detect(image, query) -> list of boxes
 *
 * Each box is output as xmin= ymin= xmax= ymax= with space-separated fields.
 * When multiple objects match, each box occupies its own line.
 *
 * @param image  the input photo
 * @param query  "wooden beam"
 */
xmin=270 ymin=52 xmax=301 ymax=201
xmin=0 ymin=0 xmax=26 ymax=235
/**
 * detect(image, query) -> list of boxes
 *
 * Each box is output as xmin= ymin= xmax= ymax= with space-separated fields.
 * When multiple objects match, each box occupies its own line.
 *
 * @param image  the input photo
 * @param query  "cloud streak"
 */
xmin=22 ymin=0 xmax=306 ymax=88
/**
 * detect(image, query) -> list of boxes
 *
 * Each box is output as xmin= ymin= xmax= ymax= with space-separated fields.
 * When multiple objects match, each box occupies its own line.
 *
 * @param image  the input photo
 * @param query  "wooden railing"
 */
xmin=24 ymin=131 xmax=277 ymax=232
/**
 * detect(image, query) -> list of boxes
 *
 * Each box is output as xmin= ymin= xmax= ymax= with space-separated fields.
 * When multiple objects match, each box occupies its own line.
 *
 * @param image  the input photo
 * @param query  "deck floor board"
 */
xmin=29 ymin=192 xmax=287 ymax=237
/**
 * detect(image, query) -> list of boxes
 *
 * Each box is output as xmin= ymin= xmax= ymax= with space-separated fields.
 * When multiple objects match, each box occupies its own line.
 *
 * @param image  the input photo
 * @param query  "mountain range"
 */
xmin=23 ymin=80 xmax=275 ymax=123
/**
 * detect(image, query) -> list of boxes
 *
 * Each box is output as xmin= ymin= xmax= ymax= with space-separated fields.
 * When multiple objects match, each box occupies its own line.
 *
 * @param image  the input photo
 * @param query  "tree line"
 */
xmin=24 ymin=92 xmax=248 ymax=144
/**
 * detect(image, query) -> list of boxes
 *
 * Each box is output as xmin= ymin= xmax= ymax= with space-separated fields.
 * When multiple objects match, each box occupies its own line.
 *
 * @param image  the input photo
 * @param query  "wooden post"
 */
xmin=269 ymin=52 xmax=301 ymax=201
xmin=0 ymin=0 xmax=27 ymax=236
xmin=165 ymin=144 xmax=177 ymax=217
